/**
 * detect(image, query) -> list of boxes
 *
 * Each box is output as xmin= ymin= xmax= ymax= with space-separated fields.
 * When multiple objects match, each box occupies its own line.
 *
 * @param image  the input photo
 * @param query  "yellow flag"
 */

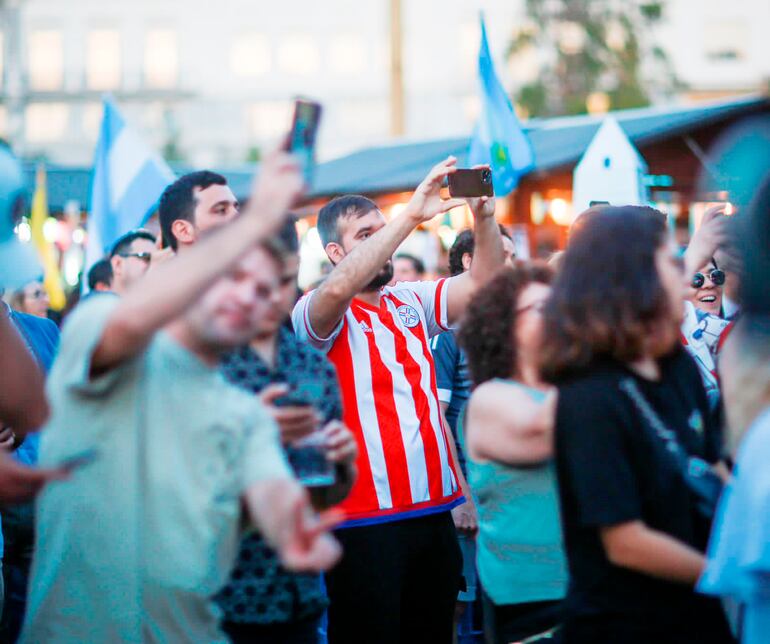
xmin=30 ymin=163 xmax=66 ymax=310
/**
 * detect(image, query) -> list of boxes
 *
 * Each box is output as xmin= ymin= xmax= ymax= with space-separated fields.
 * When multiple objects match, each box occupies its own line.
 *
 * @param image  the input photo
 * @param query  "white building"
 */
xmin=0 ymin=0 xmax=767 ymax=166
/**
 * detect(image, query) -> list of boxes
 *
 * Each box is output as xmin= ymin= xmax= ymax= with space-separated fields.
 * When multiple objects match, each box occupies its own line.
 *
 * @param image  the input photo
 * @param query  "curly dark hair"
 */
xmin=457 ymin=263 xmax=553 ymax=386
xmin=448 ymin=225 xmax=512 ymax=276
xmin=540 ymin=205 xmax=670 ymax=382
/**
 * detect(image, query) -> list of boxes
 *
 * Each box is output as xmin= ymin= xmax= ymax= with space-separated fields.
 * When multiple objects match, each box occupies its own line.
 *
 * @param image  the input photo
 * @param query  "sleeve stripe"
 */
xmin=435 ymin=278 xmax=450 ymax=332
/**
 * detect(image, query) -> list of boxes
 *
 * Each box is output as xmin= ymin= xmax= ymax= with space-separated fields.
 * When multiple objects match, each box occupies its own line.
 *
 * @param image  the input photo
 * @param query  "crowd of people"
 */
xmin=0 ymin=136 xmax=769 ymax=644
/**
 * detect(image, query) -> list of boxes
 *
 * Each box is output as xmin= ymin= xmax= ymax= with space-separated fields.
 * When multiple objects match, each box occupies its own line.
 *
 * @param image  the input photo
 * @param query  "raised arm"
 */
xmin=91 ymin=151 xmax=303 ymax=373
xmin=446 ymin=189 xmax=504 ymax=325
xmin=0 ymin=309 xmax=48 ymax=434
xmin=307 ymin=157 xmax=466 ymax=339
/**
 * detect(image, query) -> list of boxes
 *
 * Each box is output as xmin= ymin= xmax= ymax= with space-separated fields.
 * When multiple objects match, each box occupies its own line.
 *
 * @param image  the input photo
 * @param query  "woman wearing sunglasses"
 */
xmin=689 ymin=259 xmax=726 ymax=317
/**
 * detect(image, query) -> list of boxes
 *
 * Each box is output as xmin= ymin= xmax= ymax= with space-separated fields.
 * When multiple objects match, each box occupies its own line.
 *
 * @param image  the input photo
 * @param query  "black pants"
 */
xmin=481 ymin=591 xmax=562 ymax=644
xmin=222 ymin=614 xmax=321 ymax=644
xmin=325 ymin=511 xmax=462 ymax=644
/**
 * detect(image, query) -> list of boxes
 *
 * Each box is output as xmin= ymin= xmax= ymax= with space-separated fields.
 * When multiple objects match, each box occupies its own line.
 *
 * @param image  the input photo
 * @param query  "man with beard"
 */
xmin=292 ymin=157 xmax=505 ymax=643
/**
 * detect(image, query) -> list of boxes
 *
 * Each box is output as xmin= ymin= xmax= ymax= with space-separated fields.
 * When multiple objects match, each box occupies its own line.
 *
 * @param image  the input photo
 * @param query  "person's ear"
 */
xmin=110 ymin=255 xmax=123 ymax=278
xmin=171 ymin=219 xmax=196 ymax=247
xmin=462 ymin=252 xmax=473 ymax=271
xmin=325 ymin=242 xmax=345 ymax=265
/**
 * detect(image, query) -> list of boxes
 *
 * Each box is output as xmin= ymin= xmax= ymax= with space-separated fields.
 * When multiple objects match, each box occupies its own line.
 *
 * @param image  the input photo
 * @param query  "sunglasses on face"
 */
xmin=26 ymin=288 xmax=46 ymax=299
xmin=119 ymin=252 xmax=152 ymax=264
xmin=691 ymin=268 xmax=725 ymax=289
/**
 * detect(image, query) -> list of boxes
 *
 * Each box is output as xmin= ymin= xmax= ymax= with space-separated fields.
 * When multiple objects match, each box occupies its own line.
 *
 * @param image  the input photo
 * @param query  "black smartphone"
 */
xmin=285 ymin=98 xmax=322 ymax=186
xmin=447 ymin=168 xmax=494 ymax=198
xmin=273 ymin=380 xmax=325 ymax=408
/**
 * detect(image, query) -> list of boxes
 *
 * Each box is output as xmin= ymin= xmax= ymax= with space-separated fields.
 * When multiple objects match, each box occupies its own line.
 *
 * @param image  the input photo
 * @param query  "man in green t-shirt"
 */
xmin=20 ymin=150 xmax=341 ymax=644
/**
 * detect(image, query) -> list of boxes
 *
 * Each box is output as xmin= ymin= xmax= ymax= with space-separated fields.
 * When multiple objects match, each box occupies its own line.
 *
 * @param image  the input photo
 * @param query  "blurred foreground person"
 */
xmin=458 ymin=265 xmax=567 ymax=644
xmin=541 ymin=206 xmax=734 ymax=643
xmin=8 ymin=281 xmax=49 ymax=319
xmin=700 ymin=318 xmax=770 ymax=643
xmin=0 ymin=298 xmax=60 ymax=642
xmin=21 ymin=152 xmax=340 ymax=644
xmin=699 ymin=176 xmax=770 ymax=644
xmin=216 ymin=220 xmax=357 ymax=644
xmin=293 ymin=158 xmax=505 ymax=643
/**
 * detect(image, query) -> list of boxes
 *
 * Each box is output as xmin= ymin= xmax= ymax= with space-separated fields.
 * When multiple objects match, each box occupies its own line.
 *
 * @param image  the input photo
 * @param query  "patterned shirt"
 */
xmin=216 ymin=326 xmax=343 ymax=625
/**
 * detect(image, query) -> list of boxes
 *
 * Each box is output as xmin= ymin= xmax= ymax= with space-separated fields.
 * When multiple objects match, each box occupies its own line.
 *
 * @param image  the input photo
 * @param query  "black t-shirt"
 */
xmin=554 ymin=347 xmax=730 ymax=636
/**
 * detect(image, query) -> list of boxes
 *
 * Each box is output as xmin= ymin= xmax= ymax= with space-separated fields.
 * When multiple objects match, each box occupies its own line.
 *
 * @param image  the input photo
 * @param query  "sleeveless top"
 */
xmin=457 ymin=380 xmax=568 ymax=606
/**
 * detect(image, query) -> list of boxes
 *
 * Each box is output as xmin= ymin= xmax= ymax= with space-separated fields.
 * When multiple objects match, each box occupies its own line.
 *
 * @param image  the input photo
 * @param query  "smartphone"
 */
xmin=285 ymin=98 xmax=323 ymax=186
xmin=589 ymin=200 xmax=610 ymax=207
xmin=58 ymin=448 xmax=99 ymax=471
xmin=447 ymin=168 xmax=494 ymax=198
xmin=273 ymin=379 xmax=325 ymax=408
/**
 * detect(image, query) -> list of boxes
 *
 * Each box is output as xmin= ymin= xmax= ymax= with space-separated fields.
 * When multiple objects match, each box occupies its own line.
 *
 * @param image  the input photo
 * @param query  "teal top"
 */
xmin=458 ymin=380 xmax=568 ymax=606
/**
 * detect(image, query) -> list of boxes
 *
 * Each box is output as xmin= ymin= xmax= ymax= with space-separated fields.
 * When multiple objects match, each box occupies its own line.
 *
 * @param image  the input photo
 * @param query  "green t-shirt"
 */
xmin=21 ymin=295 xmax=292 ymax=643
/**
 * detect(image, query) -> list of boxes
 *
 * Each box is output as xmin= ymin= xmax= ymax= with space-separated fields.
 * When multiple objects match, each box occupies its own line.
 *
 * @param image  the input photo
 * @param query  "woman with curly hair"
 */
xmin=541 ymin=206 xmax=734 ymax=643
xmin=457 ymin=264 xmax=567 ymax=644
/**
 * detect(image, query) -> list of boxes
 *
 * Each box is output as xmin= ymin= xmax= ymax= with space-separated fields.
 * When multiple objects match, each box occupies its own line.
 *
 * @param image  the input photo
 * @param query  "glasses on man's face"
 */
xmin=691 ymin=268 xmax=725 ymax=289
xmin=119 ymin=252 xmax=152 ymax=264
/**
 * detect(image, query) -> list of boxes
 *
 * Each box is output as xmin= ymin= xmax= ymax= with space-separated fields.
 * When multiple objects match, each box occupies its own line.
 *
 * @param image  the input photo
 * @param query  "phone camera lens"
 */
xmin=482 ymin=169 xmax=491 ymax=182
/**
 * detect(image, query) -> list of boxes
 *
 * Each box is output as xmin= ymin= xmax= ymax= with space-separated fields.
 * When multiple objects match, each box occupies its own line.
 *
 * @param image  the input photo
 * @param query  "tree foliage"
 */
xmin=508 ymin=0 xmax=681 ymax=117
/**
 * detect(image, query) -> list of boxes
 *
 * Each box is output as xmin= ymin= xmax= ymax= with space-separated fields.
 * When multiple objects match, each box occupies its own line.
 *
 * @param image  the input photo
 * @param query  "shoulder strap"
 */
xmin=618 ymin=377 xmax=685 ymax=460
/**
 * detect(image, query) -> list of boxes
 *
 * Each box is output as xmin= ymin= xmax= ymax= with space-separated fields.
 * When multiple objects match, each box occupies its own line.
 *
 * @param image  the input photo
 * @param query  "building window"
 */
xmin=28 ymin=29 xmax=63 ymax=90
xmin=277 ymin=35 xmax=320 ymax=75
xmin=328 ymin=35 xmax=366 ymax=75
xmin=86 ymin=29 xmax=121 ymax=89
xmin=25 ymin=103 xmax=69 ymax=142
xmin=144 ymin=29 xmax=178 ymax=88
xmin=704 ymin=20 xmax=748 ymax=61
xmin=230 ymin=33 xmax=271 ymax=77
xmin=87 ymin=29 xmax=121 ymax=90
xmin=248 ymin=101 xmax=293 ymax=140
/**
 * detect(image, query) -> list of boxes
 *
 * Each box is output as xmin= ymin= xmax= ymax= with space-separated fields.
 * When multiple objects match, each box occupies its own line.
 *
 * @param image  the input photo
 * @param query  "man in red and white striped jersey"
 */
xmin=292 ymin=157 xmax=505 ymax=643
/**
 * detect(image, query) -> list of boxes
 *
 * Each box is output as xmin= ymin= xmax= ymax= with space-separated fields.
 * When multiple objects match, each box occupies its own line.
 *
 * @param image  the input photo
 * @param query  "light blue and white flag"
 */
xmin=468 ymin=15 xmax=534 ymax=196
xmin=85 ymin=96 xmax=174 ymax=279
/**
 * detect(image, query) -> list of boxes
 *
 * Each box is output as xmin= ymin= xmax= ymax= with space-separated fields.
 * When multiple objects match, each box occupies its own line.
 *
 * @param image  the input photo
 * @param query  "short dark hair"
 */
xmin=448 ymin=225 xmax=512 ymax=276
xmin=394 ymin=253 xmax=425 ymax=276
xmin=317 ymin=195 xmax=378 ymax=247
xmin=278 ymin=215 xmax=300 ymax=254
xmin=458 ymin=263 xmax=553 ymax=385
xmin=158 ymin=171 xmax=227 ymax=251
xmin=87 ymin=258 xmax=113 ymax=290
xmin=540 ymin=205 xmax=670 ymax=381
xmin=109 ymin=229 xmax=156 ymax=258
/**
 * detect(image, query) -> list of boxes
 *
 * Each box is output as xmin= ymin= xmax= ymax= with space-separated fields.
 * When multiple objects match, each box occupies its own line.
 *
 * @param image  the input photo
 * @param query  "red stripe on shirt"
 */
xmin=326 ymin=319 xmax=379 ymax=514
xmin=434 ymin=278 xmax=448 ymax=331
xmin=383 ymin=294 xmax=444 ymax=500
xmin=390 ymin=292 xmax=460 ymax=493
xmin=350 ymin=305 xmax=413 ymax=508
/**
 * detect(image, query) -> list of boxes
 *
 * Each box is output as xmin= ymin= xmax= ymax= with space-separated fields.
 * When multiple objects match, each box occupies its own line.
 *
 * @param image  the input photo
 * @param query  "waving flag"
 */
xmin=468 ymin=16 xmax=534 ymax=196
xmin=30 ymin=163 xmax=66 ymax=309
xmin=85 ymin=96 xmax=174 ymax=279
